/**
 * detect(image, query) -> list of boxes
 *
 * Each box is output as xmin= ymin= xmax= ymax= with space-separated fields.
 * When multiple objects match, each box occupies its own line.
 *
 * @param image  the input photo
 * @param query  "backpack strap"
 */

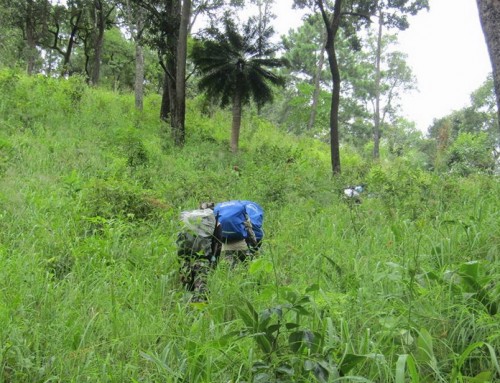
xmin=211 ymin=216 xmax=222 ymax=264
xmin=243 ymin=208 xmax=258 ymax=248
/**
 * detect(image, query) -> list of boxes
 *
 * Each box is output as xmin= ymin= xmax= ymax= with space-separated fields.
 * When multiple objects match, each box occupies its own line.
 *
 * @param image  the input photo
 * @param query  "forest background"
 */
xmin=0 ymin=0 xmax=499 ymax=382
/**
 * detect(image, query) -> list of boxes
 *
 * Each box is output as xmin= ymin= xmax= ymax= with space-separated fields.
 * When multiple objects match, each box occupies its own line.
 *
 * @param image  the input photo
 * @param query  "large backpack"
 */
xmin=240 ymin=200 xmax=264 ymax=242
xmin=176 ymin=209 xmax=220 ymax=262
xmin=214 ymin=200 xmax=264 ymax=243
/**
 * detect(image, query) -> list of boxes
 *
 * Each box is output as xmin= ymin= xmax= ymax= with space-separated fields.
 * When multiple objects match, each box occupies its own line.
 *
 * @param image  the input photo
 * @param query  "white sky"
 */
xmin=273 ymin=0 xmax=492 ymax=134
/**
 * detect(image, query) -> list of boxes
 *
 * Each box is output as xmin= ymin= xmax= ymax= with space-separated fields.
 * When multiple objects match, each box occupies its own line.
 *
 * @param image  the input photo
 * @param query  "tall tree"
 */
xmin=0 ymin=1 xmax=25 ymax=68
xmin=294 ymin=0 xmax=428 ymax=175
xmin=88 ymin=0 xmax=115 ymax=86
xmin=308 ymin=32 xmax=326 ymax=130
xmin=282 ymin=14 xmax=330 ymax=132
xmin=372 ymin=9 xmax=383 ymax=159
xmin=429 ymin=75 xmax=498 ymax=143
xmin=361 ymin=31 xmax=416 ymax=159
xmin=129 ymin=0 xmax=244 ymax=144
xmin=317 ymin=0 xmax=343 ymax=174
xmin=44 ymin=0 xmax=115 ymax=81
xmin=476 ymin=0 xmax=500 ymax=131
xmin=46 ymin=1 xmax=84 ymax=76
xmin=132 ymin=0 xmax=193 ymax=145
xmin=1 ymin=0 xmax=51 ymax=74
xmin=294 ymin=0 xmax=367 ymax=174
xmin=120 ymin=0 xmax=145 ymax=110
xmin=191 ymin=16 xmax=287 ymax=152
xmin=280 ymin=17 xmax=368 ymax=140
xmin=172 ymin=0 xmax=191 ymax=145
xmin=369 ymin=1 xmax=427 ymax=159
xmin=132 ymin=0 xmax=178 ymax=121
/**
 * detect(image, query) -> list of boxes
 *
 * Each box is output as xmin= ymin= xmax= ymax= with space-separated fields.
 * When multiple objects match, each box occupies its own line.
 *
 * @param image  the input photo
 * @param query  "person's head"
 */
xmin=200 ymin=202 xmax=215 ymax=210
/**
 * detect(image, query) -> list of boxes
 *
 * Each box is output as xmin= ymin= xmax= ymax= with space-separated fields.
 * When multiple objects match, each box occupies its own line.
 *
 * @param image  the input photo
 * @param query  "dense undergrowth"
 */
xmin=0 ymin=70 xmax=499 ymax=382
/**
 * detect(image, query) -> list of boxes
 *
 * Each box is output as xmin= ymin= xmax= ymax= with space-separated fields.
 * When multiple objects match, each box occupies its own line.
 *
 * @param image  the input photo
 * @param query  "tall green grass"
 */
xmin=0 ymin=70 xmax=499 ymax=382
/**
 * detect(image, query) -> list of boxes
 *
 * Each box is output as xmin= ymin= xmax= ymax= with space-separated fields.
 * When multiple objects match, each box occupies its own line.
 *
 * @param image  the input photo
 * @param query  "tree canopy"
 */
xmin=191 ymin=15 xmax=287 ymax=152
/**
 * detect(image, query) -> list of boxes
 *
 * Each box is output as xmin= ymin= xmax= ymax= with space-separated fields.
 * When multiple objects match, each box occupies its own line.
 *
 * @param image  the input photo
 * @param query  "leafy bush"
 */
xmin=446 ymin=132 xmax=495 ymax=176
xmin=82 ymin=178 xmax=165 ymax=222
xmin=1 ymin=72 xmax=499 ymax=383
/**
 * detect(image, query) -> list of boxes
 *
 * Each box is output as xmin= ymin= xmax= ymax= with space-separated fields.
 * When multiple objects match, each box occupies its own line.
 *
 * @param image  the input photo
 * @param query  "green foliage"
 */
xmin=230 ymin=291 xmax=375 ymax=382
xmin=445 ymin=132 xmax=496 ymax=176
xmin=191 ymin=16 xmax=286 ymax=109
xmin=427 ymin=75 xmax=499 ymax=173
xmin=0 ymin=71 xmax=499 ymax=382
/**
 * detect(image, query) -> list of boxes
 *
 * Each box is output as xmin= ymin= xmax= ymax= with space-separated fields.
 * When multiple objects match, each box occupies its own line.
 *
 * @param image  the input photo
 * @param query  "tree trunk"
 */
xmin=134 ymin=8 xmax=145 ymax=111
xmin=135 ymin=42 xmax=144 ymax=111
xmin=476 ymin=0 xmax=500 ymax=130
xmin=172 ymin=0 xmax=190 ymax=146
xmin=308 ymin=32 xmax=326 ymax=131
xmin=160 ymin=72 xmax=171 ymax=121
xmin=373 ymin=10 xmax=383 ymax=159
xmin=231 ymin=91 xmax=242 ymax=153
xmin=91 ymin=0 xmax=105 ymax=86
xmin=25 ymin=0 xmax=37 ymax=75
xmin=319 ymin=0 xmax=342 ymax=175
xmin=124 ymin=0 xmax=144 ymax=111
xmin=159 ymin=0 xmax=179 ymax=130
xmin=62 ymin=11 xmax=82 ymax=76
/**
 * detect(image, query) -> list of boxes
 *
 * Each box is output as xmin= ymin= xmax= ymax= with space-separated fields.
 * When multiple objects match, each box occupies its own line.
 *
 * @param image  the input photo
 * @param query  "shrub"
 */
xmin=446 ymin=132 xmax=495 ymax=176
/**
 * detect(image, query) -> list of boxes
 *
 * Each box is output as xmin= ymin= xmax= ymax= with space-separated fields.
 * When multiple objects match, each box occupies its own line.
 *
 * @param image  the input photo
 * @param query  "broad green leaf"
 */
xmin=416 ymin=328 xmax=435 ymax=365
xmin=248 ymin=257 xmax=273 ymax=275
xmin=245 ymin=300 xmax=259 ymax=324
xmin=253 ymin=372 xmax=272 ymax=383
xmin=266 ymin=324 xmax=280 ymax=335
xmin=292 ymin=304 xmax=311 ymax=315
xmin=395 ymin=354 xmax=407 ymax=383
xmin=484 ymin=342 xmax=500 ymax=376
xmin=254 ymin=333 xmax=272 ymax=354
xmin=276 ymin=364 xmax=294 ymax=376
xmin=467 ymin=371 xmax=492 ymax=382
xmin=289 ymin=330 xmax=304 ymax=353
xmin=236 ymin=307 xmax=256 ymax=329
xmin=459 ymin=261 xmax=480 ymax=283
xmin=396 ymin=354 xmax=419 ymax=383
xmin=257 ymin=315 xmax=271 ymax=332
xmin=339 ymin=354 xmax=368 ymax=376
xmin=307 ymin=360 xmax=329 ymax=383
xmin=285 ymin=322 xmax=300 ymax=330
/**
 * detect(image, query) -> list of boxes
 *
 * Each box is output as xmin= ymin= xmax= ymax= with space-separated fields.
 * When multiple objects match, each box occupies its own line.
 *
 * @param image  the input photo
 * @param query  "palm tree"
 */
xmin=191 ymin=16 xmax=287 ymax=152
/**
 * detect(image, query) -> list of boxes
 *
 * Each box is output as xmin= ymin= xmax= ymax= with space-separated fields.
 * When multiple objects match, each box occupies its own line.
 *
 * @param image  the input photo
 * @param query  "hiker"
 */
xmin=214 ymin=200 xmax=264 ymax=268
xmin=176 ymin=205 xmax=221 ymax=302
xmin=343 ymin=185 xmax=364 ymax=203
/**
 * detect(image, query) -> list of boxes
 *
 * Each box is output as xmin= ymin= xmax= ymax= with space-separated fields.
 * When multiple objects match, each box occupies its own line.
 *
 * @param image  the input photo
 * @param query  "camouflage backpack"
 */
xmin=176 ymin=209 xmax=220 ymax=263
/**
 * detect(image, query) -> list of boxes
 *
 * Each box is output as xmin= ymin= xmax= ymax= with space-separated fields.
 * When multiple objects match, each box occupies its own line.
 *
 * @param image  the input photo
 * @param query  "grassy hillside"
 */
xmin=0 ymin=71 xmax=499 ymax=382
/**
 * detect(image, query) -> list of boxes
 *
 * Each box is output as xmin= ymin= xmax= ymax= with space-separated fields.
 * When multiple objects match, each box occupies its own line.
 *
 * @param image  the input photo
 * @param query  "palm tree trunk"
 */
xmin=231 ymin=91 xmax=242 ymax=153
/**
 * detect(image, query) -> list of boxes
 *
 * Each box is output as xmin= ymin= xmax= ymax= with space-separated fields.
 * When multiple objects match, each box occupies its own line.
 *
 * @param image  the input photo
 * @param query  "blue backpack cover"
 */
xmin=214 ymin=200 xmax=264 ymax=241
xmin=240 ymin=200 xmax=264 ymax=241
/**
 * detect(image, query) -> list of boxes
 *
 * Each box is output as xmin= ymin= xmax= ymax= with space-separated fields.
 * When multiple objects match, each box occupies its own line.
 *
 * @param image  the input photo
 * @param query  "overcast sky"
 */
xmin=273 ymin=0 xmax=492 ymax=134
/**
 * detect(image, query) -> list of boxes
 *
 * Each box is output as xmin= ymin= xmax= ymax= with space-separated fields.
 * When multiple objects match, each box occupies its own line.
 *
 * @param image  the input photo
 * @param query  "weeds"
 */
xmin=0 ymin=71 xmax=499 ymax=382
